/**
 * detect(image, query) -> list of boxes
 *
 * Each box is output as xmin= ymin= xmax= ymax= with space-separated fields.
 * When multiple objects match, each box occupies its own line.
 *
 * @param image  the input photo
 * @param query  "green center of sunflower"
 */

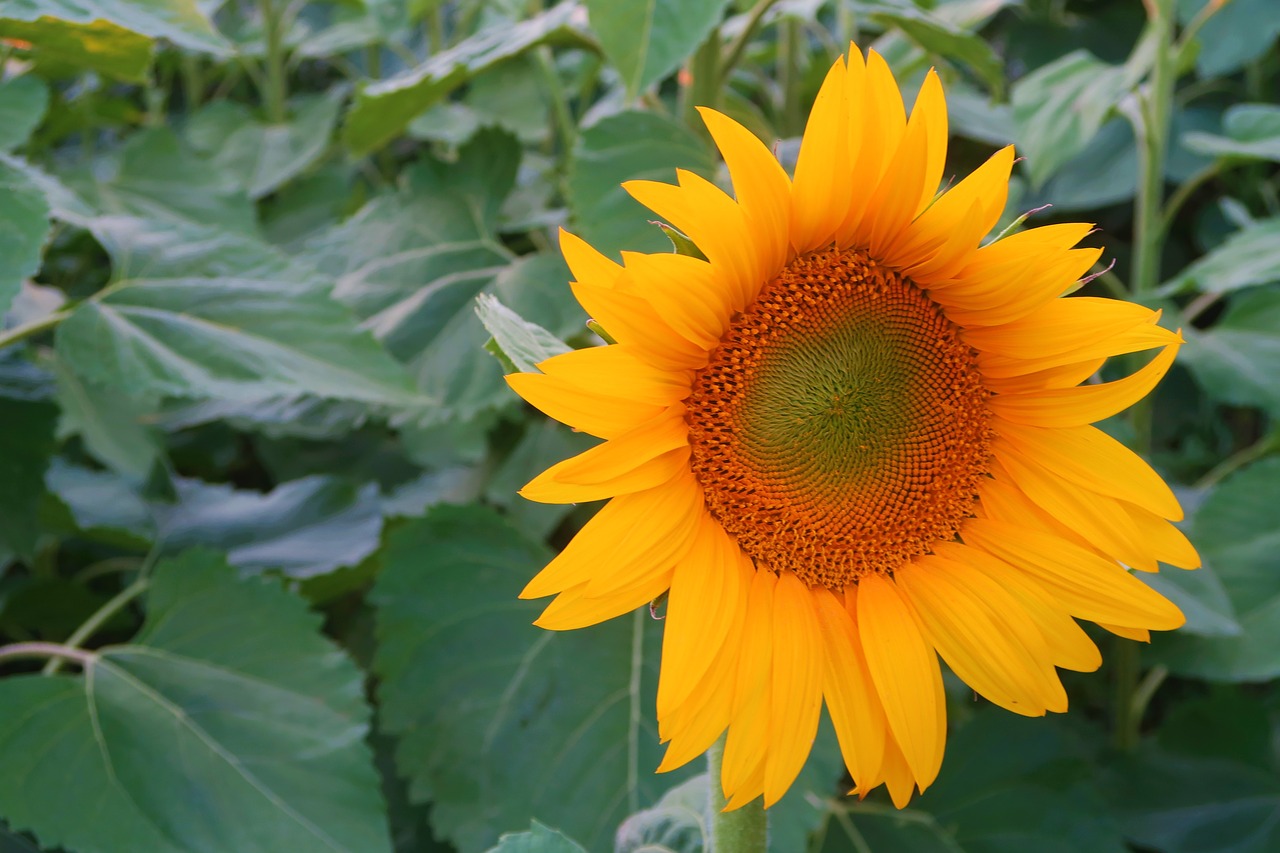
xmin=685 ymin=247 xmax=993 ymax=589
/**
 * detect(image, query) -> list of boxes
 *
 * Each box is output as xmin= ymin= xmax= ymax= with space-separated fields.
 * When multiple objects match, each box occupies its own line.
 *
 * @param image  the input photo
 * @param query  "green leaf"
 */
xmin=1163 ymin=217 xmax=1280 ymax=296
xmin=856 ymin=1 xmax=1006 ymax=95
xmin=0 ymin=824 xmax=39 ymax=853
xmin=1140 ymin=563 xmax=1241 ymax=638
xmin=52 ymin=356 xmax=160 ymax=479
xmin=476 ymin=294 xmax=571 ymax=374
xmin=0 ymin=157 xmax=52 ymax=315
xmin=486 ymin=822 xmax=589 ymax=853
xmin=0 ymin=550 xmax=392 ymax=853
xmin=0 ymin=75 xmax=48 ymax=151
xmin=483 ymin=418 xmax=596 ymax=540
xmin=1011 ymin=50 xmax=1133 ymax=188
xmin=615 ymin=775 xmax=705 ymax=853
xmin=0 ymin=0 xmax=231 ymax=55
xmin=0 ymin=18 xmax=153 ymax=81
xmin=53 ymin=217 xmax=420 ymax=408
xmin=157 ymin=476 xmax=383 ymax=579
xmin=568 ymin=110 xmax=715 ymax=258
xmin=1179 ymin=0 xmax=1280 ymax=78
xmin=584 ymin=0 xmax=728 ymax=99
xmin=186 ymin=95 xmax=342 ymax=200
xmin=342 ymin=2 xmax=590 ymax=156
xmin=305 ymin=131 xmax=520 ymax=425
xmin=1153 ymin=457 xmax=1280 ymax=680
xmin=1183 ymin=105 xmax=1280 ymax=163
xmin=0 ymin=397 xmax=57 ymax=559
xmin=372 ymin=504 xmax=694 ymax=852
xmin=1178 ymin=287 xmax=1280 ymax=416
xmin=45 ymin=460 xmax=155 ymax=549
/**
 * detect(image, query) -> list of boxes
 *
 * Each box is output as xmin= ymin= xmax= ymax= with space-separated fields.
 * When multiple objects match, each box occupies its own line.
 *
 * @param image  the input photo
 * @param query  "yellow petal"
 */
xmin=697 ymin=106 xmax=792 ymax=279
xmin=995 ymin=422 xmax=1182 ymax=521
xmin=1098 ymin=623 xmax=1151 ymax=642
xmin=657 ymin=520 xmax=750 ymax=717
xmin=533 ymin=568 xmax=673 ymax=631
xmin=722 ymin=570 xmax=775 ymax=793
xmin=506 ymin=371 xmax=665 ymax=439
xmin=622 ymin=251 xmax=733 ymax=349
xmin=875 ymin=734 xmax=918 ymax=808
xmin=571 ymin=279 xmax=709 ymax=371
xmin=791 ymin=57 xmax=851 ymax=253
xmin=838 ymin=49 xmax=905 ymax=244
xmin=857 ymin=573 xmax=945 ymax=789
xmin=813 ymin=586 xmax=886 ymax=788
xmin=1121 ymin=501 xmax=1201 ymax=569
xmin=520 ymin=474 xmax=705 ymax=599
xmin=535 ymin=344 xmax=691 ymax=408
xmin=988 ymin=341 xmax=1181 ymax=428
xmin=961 ymin=518 xmax=1185 ymax=630
xmin=764 ymin=572 xmax=825 ymax=806
xmin=560 ymin=228 xmax=623 ymax=286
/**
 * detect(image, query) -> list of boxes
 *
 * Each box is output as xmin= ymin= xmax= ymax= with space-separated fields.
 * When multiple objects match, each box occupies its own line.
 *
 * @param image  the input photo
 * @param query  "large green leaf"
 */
xmin=157 ymin=476 xmax=383 ymax=578
xmin=0 ymin=18 xmax=153 ymax=81
xmin=1011 ymin=50 xmax=1135 ymax=188
xmin=1162 ymin=218 xmax=1280 ymax=296
xmin=0 ymin=158 xmax=52 ymax=315
xmin=0 ymin=550 xmax=392 ymax=853
xmin=186 ymin=95 xmax=342 ymax=200
xmin=1183 ymin=104 xmax=1280 ymax=163
xmin=568 ymin=110 xmax=715 ymax=258
xmin=476 ymin=294 xmax=571 ymax=374
xmin=0 ymin=0 xmax=230 ymax=55
xmin=1178 ymin=287 xmax=1280 ymax=416
xmin=372 ymin=504 xmax=695 ymax=852
xmin=486 ymin=822 xmax=588 ymax=853
xmin=584 ymin=0 xmax=728 ymax=99
xmin=1152 ymin=457 xmax=1280 ymax=680
xmin=856 ymin=0 xmax=1005 ymax=95
xmin=0 ymin=75 xmax=48 ymax=151
xmin=342 ymin=2 xmax=591 ymax=156
xmin=51 ymin=356 xmax=160 ymax=479
xmin=1179 ymin=0 xmax=1280 ymax=78
xmin=0 ymin=398 xmax=57 ymax=559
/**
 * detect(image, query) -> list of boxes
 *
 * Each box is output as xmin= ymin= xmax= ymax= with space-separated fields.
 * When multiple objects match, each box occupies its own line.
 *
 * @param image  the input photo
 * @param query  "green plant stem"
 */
xmin=1111 ymin=638 xmax=1141 ymax=751
xmin=1195 ymin=432 xmax=1280 ymax=489
xmin=1162 ymin=163 xmax=1219 ymax=234
xmin=261 ymin=0 xmax=289 ymax=123
xmin=707 ymin=736 xmax=767 ymax=853
xmin=535 ymin=46 xmax=576 ymax=165
xmin=719 ymin=0 xmax=783 ymax=87
xmin=778 ymin=18 xmax=804 ymax=135
xmin=0 ymin=642 xmax=95 ymax=669
xmin=0 ymin=310 xmax=70 ymax=351
xmin=43 ymin=577 xmax=150 ymax=675
xmin=1130 ymin=0 xmax=1177 ymax=295
xmin=427 ymin=2 xmax=445 ymax=54
xmin=683 ymin=30 xmax=723 ymax=127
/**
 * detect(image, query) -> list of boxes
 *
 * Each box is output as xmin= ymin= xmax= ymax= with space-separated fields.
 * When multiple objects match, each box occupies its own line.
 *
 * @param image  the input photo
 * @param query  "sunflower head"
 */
xmin=507 ymin=44 xmax=1198 ymax=810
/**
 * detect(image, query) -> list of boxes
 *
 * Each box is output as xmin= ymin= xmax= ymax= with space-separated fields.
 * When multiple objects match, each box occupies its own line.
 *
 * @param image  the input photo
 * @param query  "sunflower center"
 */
xmin=686 ymin=247 xmax=993 ymax=589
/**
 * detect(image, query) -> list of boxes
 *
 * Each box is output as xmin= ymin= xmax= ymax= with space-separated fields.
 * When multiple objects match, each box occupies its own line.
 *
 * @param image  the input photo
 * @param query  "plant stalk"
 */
xmin=707 ymin=736 xmax=768 ymax=853
xmin=43 ymin=577 xmax=150 ymax=675
xmin=0 ymin=310 xmax=70 ymax=351
xmin=261 ymin=0 xmax=290 ymax=123
xmin=1130 ymin=0 xmax=1176 ymax=295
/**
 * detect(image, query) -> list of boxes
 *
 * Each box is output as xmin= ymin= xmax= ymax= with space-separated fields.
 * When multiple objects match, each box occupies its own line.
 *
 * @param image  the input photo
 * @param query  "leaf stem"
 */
xmin=0 ymin=642 xmax=96 ymax=669
xmin=1195 ymin=431 xmax=1280 ymax=490
xmin=42 ymin=579 xmax=149 ymax=675
xmin=707 ymin=735 xmax=768 ymax=852
xmin=1111 ymin=637 xmax=1141 ymax=751
xmin=1130 ymin=0 xmax=1177 ymax=295
xmin=719 ymin=0 xmax=784 ymax=87
xmin=0 ymin=309 xmax=70 ymax=351
xmin=261 ymin=0 xmax=290 ymax=124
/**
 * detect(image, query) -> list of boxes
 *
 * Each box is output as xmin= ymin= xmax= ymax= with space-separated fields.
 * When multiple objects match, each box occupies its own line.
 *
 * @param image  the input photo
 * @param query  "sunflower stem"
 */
xmin=707 ymin=735 xmax=768 ymax=853
xmin=1111 ymin=638 xmax=1142 ymax=751
xmin=1130 ymin=0 xmax=1176 ymax=295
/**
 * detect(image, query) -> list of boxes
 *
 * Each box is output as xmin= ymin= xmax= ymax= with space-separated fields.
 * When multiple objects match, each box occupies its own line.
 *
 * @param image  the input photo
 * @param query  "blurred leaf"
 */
xmin=568 ymin=110 xmax=715 ymax=258
xmin=372 ymin=504 xmax=694 ymax=852
xmin=0 ymin=157 xmax=52 ymax=315
xmin=69 ymin=127 xmax=255 ymax=234
xmin=52 ymin=356 xmax=160 ymax=479
xmin=484 ymin=418 xmax=596 ymax=540
xmin=464 ymin=56 xmax=553 ymax=144
xmin=45 ymin=460 xmax=154 ymax=548
xmin=157 ymin=476 xmax=383 ymax=579
xmin=0 ymin=398 xmax=57 ymax=559
xmin=54 ymin=218 xmax=421 ymax=408
xmin=1158 ymin=689 xmax=1274 ymax=769
xmin=1140 ymin=563 xmax=1242 ymax=638
xmin=909 ymin=711 xmax=1127 ymax=853
xmin=0 ymin=18 xmax=153 ymax=81
xmin=486 ymin=822 xmax=588 ymax=853
xmin=1012 ymin=50 xmax=1133 ymax=188
xmin=0 ymin=0 xmax=230 ymax=55
xmin=186 ymin=94 xmax=342 ymax=200
xmin=0 ymin=550 xmax=392 ymax=853
xmin=1154 ymin=457 xmax=1280 ymax=680
xmin=1163 ymin=218 xmax=1280 ymax=295
xmin=1179 ymin=288 xmax=1280 ymax=416
xmin=856 ymin=1 xmax=1005 ymax=95
xmin=585 ymin=0 xmax=728 ymax=99
xmin=0 ymin=825 xmax=39 ymax=853
xmin=1179 ymin=0 xmax=1280 ymax=78
xmin=307 ymin=131 xmax=519 ymax=425
xmin=944 ymin=83 xmax=1015 ymax=146
xmin=0 ymin=75 xmax=48 ymax=150
xmin=615 ymin=774 xmax=705 ymax=853
xmin=342 ymin=2 xmax=590 ymax=156
xmin=1183 ymin=104 xmax=1280 ymax=163
xmin=476 ymin=293 xmax=571 ymax=374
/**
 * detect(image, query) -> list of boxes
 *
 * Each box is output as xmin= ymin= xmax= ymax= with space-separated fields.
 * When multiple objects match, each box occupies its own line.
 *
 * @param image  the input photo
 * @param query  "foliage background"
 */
xmin=0 ymin=0 xmax=1277 ymax=850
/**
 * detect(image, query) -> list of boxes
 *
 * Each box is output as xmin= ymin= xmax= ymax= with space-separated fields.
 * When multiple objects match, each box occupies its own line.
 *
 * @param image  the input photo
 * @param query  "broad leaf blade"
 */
xmin=0 ymin=0 xmax=230 ymax=55
xmin=584 ymin=0 xmax=729 ymax=99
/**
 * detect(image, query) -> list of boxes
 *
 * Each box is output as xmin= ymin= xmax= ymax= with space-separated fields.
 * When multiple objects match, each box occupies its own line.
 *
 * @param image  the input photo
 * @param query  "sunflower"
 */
xmin=506 ymin=45 xmax=1199 ymax=809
